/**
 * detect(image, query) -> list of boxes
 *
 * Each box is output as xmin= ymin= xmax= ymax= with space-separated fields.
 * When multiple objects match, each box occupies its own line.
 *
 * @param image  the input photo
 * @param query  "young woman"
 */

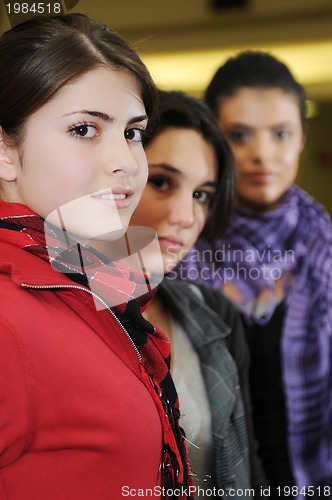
xmin=179 ymin=51 xmax=332 ymax=497
xmin=130 ymin=90 xmax=268 ymax=496
xmin=0 ymin=14 xmax=192 ymax=499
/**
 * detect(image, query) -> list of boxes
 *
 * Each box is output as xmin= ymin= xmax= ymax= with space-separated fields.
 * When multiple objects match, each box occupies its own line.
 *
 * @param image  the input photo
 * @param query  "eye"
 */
xmin=227 ymin=129 xmax=250 ymax=143
xmin=148 ymin=176 xmax=171 ymax=192
xmin=193 ymin=190 xmax=213 ymax=205
xmin=68 ymin=123 xmax=98 ymax=140
xmin=273 ymin=129 xmax=292 ymax=141
xmin=125 ymin=127 xmax=145 ymax=143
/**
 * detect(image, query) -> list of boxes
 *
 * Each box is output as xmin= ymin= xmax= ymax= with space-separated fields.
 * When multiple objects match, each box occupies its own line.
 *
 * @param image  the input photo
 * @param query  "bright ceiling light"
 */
xmin=141 ymin=40 xmax=332 ymax=97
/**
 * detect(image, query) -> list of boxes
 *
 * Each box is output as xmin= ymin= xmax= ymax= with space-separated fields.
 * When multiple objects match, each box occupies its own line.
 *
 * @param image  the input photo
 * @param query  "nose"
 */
xmin=250 ymin=134 xmax=273 ymax=165
xmin=168 ymin=193 xmax=195 ymax=228
xmin=103 ymin=136 xmax=140 ymax=176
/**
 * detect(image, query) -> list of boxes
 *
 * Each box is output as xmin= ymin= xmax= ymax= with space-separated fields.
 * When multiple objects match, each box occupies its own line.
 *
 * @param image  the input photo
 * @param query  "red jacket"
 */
xmin=0 ymin=241 xmax=162 ymax=499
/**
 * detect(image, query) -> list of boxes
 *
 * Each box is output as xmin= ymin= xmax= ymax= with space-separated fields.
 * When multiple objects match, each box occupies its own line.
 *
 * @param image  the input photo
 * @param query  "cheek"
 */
xmin=136 ymin=153 xmax=149 ymax=189
xmin=25 ymin=138 xmax=87 ymax=186
xmin=132 ymin=192 xmax=158 ymax=227
xmin=283 ymin=147 xmax=301 ymax=168
xmin=134 ymin=145 xmax=148 ymax=166
xmin=279 ymin=147 xmax=301 ymax=182
xmin=229 ymin=143 xmax=244 ymax=158
xmin=191 ymin=205 xmax=208 ymax=240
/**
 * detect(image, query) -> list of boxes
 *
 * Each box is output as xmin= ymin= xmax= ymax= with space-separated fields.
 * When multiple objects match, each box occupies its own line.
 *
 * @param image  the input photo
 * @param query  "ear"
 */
xmin=0 ymin=128 xmax=20 ymax=182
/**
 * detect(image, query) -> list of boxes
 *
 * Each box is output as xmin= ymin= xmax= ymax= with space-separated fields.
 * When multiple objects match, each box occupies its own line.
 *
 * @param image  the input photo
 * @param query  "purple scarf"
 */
xmin=178 ymin=185 xmax=330 ymax=322
xmin=179 ymin=184 xmax=332 ymax=489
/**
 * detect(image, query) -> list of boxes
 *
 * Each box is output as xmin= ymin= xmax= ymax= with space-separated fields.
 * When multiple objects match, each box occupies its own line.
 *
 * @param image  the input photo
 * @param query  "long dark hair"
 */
xmin=144 ymin=90 xmax=235 ymax=240
xmin=0 ymin=13 xmax=158 ymax=145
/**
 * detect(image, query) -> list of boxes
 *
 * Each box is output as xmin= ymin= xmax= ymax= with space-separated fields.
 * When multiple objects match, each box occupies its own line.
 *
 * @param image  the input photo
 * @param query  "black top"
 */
xmin=244 ymin=301 xmax=295 ymax=498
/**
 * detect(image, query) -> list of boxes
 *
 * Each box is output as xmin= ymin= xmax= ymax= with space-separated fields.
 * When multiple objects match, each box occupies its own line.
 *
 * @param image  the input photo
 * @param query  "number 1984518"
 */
xmin=6 ymin=3 xmax=61 ymax=14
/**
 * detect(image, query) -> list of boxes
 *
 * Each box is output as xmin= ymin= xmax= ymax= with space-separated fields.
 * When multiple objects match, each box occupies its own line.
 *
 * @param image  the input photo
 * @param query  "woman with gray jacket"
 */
xmin=130 ymin=90 xmax=268 ymax=496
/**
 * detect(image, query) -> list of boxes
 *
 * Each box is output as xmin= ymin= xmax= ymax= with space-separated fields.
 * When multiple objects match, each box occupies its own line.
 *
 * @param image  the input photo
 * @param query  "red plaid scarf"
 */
xmin=0 ymin=200 xmax=193 ymax=498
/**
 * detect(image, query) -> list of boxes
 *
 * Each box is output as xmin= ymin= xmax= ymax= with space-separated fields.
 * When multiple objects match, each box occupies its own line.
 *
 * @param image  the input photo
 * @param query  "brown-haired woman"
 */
xmin=0 ymin=14 xmax=192 ymax=499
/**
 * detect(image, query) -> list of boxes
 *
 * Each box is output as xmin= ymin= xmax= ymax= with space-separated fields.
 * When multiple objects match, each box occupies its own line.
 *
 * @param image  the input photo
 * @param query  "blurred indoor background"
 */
xmin=1 ymin=0 xmax=331 ymax=215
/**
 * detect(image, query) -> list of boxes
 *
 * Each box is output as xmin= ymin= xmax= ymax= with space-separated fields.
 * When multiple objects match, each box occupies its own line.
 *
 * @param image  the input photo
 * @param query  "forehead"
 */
xmin=39 ymin=67 xmax=145 ymax=118
xmin=146 ymin=127 xmax=217 ymax=183
xmin=218 ymin=87 xmax=301 ymax=126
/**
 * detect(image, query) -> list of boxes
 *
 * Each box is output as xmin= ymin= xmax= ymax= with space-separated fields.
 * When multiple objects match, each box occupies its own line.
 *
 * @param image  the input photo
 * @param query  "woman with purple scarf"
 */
xmin=178 ymin=51 xmax=332 ymax=498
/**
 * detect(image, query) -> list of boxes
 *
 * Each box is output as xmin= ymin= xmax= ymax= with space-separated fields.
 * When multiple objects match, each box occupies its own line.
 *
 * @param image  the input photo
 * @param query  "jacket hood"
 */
xmin=0 ymin=241 xmax=77 ymax=288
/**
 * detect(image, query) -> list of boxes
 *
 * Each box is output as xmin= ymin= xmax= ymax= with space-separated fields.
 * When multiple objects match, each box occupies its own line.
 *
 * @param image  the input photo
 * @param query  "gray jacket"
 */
xmin=158 ymin=278 xmax=268 ymax=497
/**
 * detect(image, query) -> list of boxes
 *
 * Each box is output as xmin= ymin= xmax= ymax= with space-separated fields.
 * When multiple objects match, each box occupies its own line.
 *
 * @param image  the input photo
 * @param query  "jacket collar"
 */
xmin=158 ymin=278 xmax=231 ymax=350
xmin=0 ymin=240 xmax=144 ymax=379
xmin=0 ymin=241 xmax=78 ymax=288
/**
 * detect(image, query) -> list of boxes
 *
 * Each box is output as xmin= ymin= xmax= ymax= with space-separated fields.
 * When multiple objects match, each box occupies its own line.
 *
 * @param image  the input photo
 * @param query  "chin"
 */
xmin=96 ymin=227 xmax=128 ymax=242
xmin=238 ymin=193 xmax=282 ymax=212
xmin=162 ymin=258 xmax=177 ymax=275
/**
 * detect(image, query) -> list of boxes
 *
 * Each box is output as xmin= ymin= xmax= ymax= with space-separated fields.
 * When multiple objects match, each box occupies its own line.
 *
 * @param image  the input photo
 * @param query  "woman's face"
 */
xmin=216 ymin=87 xmax=305 ymax=211
xmin=130 ymin=127 xmax=218 ymax=274
xmin=1 ymin=67 xmax=149 ymax=242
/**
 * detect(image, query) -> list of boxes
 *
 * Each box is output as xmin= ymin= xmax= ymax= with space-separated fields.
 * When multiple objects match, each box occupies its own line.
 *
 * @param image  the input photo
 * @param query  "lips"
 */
xmin=158 ymin=236 xmax=184 ymax=252
xmin=94 ymin=193 xmax=126 ymax=200
xmin=91 ymin=185 xmax=135 ymax=208
xmin=246 ymin=172 xmax=275 ymax=184
xmin=91 ymin=186 xmax=134 ymax=198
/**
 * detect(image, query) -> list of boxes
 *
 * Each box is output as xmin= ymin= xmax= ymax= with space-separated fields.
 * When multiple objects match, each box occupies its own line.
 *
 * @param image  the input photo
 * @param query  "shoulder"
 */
xmin=162 ymin=277 xmax=241 ymax=318
xmin=0 ymin=269 xmax=27 ymax=312
xmin=161 ymin=278 xmax=246 ymax=347
xmin=292 ymin=187 xmax=332 ymax=279
xmin=286 ymin=188 xmax=332 ymax=298
xmin=190 ymin=281 xmax=243 ymax=324
xmin=294 ymin=185 xmax=332 ymax=238
xmin=294 ymin=186 xmax=332 ymax=268
xmin=161 ymin=277 xmax=232 ymax=313
xmin=0 ymin=312 xmax=32 ymax=468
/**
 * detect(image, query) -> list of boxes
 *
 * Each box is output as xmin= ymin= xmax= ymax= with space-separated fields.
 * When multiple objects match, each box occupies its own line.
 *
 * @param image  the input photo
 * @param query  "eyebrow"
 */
xmin=62 ymin=110 xmax=148 ymax=125
xmin=225 ymin=121 xmax=294 ymax=129
xmin=149 ymin=163 xmax=179 ymax=174
xmin=149 ymin=163 xmax=218 ymax=188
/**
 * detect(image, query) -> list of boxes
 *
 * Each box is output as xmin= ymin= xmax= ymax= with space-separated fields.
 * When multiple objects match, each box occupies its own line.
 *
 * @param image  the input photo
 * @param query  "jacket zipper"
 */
xmin=21 ymin=282 xmax=142 ymax=362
